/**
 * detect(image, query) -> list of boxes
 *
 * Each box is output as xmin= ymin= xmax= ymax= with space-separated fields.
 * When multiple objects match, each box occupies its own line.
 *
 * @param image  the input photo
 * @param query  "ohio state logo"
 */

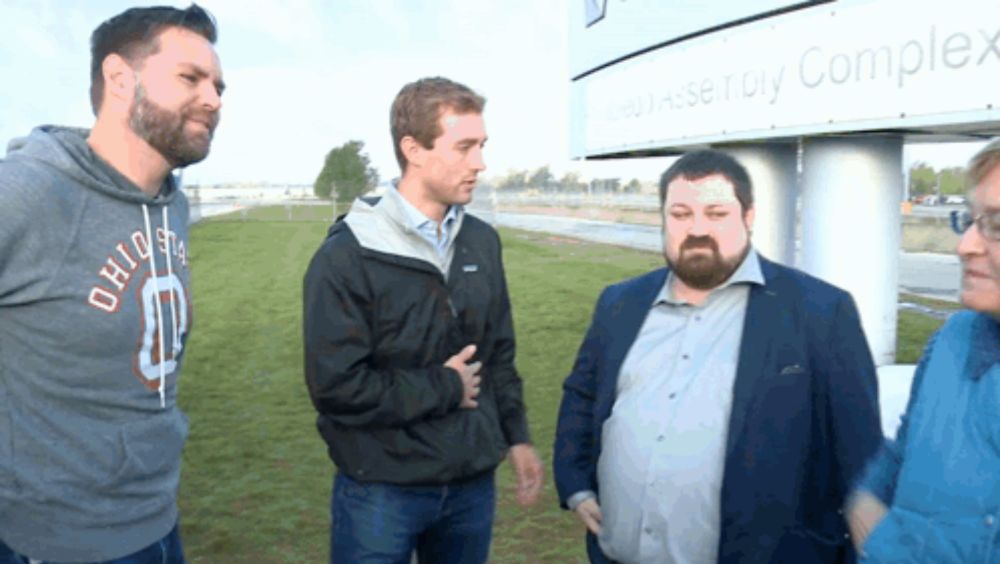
xmin=132 ymin=272 xmax=189 ymax=389
xmin=87 ymin=228 xmax=187 ymax=313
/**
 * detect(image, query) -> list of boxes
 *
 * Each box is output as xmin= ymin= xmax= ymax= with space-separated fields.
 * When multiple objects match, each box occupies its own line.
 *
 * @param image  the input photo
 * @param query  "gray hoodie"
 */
xmin=0 ymin=126 xmax=192 ymax=561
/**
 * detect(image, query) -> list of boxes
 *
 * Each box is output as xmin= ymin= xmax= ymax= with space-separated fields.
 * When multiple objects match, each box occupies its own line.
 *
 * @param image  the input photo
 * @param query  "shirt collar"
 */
xmin=967 ymin=312 xmax=1000 ymax=380
xmin=656 ymin=247 xmax=765 ymax=306
xmin=442 ymin=205 xmax=459 ymax=229
xmin=387 ymin=182 xmax=459 ymax=232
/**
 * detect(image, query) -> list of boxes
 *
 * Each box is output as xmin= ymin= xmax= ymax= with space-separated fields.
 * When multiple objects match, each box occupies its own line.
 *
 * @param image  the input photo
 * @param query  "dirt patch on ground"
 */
xmin=506 ymin=204 xmax=661 ymax=226
xmin=544 ymin=235 xmax=583 ymax=245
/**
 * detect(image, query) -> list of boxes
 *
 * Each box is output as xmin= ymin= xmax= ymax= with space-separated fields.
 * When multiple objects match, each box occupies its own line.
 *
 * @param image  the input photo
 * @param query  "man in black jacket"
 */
xmin=303 ymin=77 xmax=543 ymax=563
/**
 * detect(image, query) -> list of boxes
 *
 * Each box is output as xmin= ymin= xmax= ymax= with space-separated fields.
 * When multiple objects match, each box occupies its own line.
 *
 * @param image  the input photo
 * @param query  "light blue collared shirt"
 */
xmin=386 ymin=186 xmax=459 ymax=259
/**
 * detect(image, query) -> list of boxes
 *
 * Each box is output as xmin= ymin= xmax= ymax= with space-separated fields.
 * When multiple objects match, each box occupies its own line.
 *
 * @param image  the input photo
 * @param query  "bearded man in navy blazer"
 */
xmin=553 ymin=149 xmax=883 ymax=563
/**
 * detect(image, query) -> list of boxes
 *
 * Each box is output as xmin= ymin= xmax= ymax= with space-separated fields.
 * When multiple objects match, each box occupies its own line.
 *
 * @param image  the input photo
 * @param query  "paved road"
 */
xmin=908 ymin=203 xmax=965 ymax=218
xmin=494 ymin=212 xmax=961 ymax=301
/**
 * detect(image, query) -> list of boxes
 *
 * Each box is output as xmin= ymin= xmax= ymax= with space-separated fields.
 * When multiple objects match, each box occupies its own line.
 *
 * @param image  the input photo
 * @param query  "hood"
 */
xmin=341 ymin=192 xmax=465 ymax=278
xmin=4 ymin=125 xmax=179 ymax=205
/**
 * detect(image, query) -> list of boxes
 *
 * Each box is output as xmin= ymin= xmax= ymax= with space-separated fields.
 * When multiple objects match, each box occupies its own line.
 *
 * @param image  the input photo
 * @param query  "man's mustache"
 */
xmin=681 ymin=235 xmax=718 ymax=253
xmin=185 ymin=110 xmax=220 ymax=132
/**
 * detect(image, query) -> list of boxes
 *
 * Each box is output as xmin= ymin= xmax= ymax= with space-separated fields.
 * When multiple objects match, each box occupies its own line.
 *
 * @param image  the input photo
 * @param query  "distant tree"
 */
xmin=623 ymin=178 xmax=642 ymax=194
xmin=908 ymin=161 xmax=937 ymax=196
xmin=590 ymin=177 xmax=621 ymax=194
xmin=558 ymin=172 xmax=586 ymax=193
xmin=498 ymin=169 xmax=528 ymax=191
xmin=314 ymin=140 xmax=379 ymax=202
xmin=528 ymin=166 xmax=555 ymax=191
xmin=938 ymin=166 xmax=965 ymax=195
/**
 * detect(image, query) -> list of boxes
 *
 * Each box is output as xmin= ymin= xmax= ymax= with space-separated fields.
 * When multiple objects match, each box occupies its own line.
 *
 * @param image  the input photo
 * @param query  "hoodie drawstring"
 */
xmin=142 ymin=204 xmax=177 ymax=409
xmin=162 ymin=206 xmax=179 ymax=360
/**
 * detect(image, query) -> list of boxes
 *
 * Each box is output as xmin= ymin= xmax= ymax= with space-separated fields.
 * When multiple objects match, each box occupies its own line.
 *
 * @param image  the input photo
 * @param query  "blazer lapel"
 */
xmin=599 ymin=269 xmax=667 ymax=403
xmin=726 ymin=259 xmax=779 ymax=458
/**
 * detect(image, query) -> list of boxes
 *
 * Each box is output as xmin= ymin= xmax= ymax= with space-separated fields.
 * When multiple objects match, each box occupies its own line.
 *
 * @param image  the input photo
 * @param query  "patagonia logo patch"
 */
xmin=463 ymin=264 xmax=479 ymax=273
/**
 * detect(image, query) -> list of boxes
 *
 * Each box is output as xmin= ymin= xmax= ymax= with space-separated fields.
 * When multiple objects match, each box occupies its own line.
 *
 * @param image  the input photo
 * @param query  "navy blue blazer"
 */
xmin=553 ymin=256 xmax=882 ymax=563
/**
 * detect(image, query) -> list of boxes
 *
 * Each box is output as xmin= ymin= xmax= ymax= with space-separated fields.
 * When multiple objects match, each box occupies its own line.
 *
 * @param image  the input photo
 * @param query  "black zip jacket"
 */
xmin=303 ymin=196 xmax=530 ymax=485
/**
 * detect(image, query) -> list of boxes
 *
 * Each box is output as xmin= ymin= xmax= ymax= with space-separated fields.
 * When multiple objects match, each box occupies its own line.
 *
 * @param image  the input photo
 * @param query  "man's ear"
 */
xmin=743 ymin=205 xmax=756 ymax=232
xmin=400 ymin=135 xmax=425 ymax=169
xmin=101 ymin=53 xmax=137 ymax=109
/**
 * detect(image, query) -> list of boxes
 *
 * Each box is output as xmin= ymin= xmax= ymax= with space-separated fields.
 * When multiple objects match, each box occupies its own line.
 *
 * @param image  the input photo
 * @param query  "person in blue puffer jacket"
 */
xmin=847 ymin=138 xmax=1000 ymax=563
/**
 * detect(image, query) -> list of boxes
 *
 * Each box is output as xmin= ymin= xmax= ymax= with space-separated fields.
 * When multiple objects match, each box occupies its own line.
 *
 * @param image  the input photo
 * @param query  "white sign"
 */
xmin=570 ymin=0 xmax=811 ymax=77
xmin=576 ymin=0 xmax=1000 ymax=157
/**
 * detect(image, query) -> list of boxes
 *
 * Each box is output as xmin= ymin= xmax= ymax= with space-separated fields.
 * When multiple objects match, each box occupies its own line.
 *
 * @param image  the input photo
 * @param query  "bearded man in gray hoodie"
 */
xmin=0 ymin=4 xmax=224 ymax=562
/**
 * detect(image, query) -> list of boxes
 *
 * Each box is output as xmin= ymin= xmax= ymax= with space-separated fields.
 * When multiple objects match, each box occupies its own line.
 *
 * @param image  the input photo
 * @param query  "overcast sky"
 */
xmin=0 ymin=0 xmax=986 ymax=187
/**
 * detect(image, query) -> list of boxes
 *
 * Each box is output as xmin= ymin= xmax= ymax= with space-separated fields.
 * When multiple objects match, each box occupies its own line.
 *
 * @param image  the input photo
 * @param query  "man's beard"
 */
xmin=666 ymin=235 xmax=750 ymax=290
xmin=128 ymin=84 xmax=216 ymax=168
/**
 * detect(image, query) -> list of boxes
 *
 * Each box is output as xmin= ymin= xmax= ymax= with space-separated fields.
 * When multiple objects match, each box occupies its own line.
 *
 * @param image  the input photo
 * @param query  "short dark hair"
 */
xmin=89 ymin=4 xmax=217 ymax=115
xmin=390 ymin=77 xmax=485 ymax=172
xmin=659 ymin=149 xmax=754 ymax=212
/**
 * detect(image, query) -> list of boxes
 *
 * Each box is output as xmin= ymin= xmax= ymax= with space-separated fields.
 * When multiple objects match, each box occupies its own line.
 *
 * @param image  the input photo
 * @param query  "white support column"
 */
xmin=800 ymin=136 xmax=903 ymax=366
xmin=721 ymin=143 xmax=799 ymax=266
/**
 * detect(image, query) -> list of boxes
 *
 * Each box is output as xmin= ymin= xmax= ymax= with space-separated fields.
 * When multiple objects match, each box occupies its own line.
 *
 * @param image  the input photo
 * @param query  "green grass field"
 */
xmin=178 ymin=207 xmax=950 ymax=562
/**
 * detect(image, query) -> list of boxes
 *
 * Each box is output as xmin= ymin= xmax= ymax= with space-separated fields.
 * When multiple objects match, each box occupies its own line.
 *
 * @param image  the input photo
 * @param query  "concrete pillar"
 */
xmin=721 ymin=143 xmax=799 ymax=266
xmin=799 ymin=136 xmax=903 ymax=366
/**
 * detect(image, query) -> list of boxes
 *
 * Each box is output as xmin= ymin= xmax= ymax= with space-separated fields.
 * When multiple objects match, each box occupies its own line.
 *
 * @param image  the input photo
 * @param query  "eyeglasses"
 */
xmin=950 ymin=209 xmax=1000 ymax=242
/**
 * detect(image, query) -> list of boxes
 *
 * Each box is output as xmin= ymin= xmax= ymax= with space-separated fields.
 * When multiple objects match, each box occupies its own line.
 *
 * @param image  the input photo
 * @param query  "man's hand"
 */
xmin=508 ymin=443 xmax=544 ymax=506
xmin=445 ymin=344 xmax=481 ymax=409
xmin=846 ymin=491 xmax=888 ymax=553
xmin=574 ymin=498 xmax=602 ymax=536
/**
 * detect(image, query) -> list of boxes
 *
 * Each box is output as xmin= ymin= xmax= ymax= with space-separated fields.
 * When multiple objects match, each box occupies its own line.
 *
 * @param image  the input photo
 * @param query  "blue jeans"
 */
xmin=0 ymin=523 xmax=184 ymax=564
xmin=330 ymin=471 xmax=496 ymax=564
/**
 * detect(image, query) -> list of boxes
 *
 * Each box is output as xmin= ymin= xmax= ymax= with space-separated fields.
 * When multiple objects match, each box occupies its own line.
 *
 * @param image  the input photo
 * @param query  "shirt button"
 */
xmin=644 ymin=527 xmax=653 ymax=535
xmin=986 ymin=514 xmax=995 ymax=526
xmin=668 ymin=393 xmax=677 ymax=399
xmin=657 ymin=435 xmax=665 ymax=442
xmin=681 ymin=354 xmax=689 ymax=360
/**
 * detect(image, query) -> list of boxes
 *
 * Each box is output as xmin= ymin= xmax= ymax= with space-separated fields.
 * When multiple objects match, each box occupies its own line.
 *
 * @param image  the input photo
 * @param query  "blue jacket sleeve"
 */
xmin=553 ymin=288 xmax=608 ymax=509
xmin=853 ymin=329 xmax=938 ymax=505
